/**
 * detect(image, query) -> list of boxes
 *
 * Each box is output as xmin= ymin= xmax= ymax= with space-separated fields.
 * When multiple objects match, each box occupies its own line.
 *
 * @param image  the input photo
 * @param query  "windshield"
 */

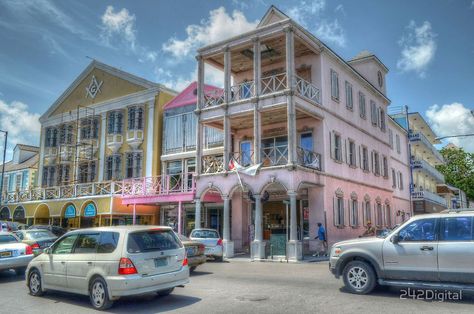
xmin=377 ymin=223 xmax=403 ymax=239
xmin=190 ymin=230 xmax=219 ymax=239
xmin=26 ymin=230 xmax=56 ymax=239
xmin=0 ymin=235 xmax=18 ymax=243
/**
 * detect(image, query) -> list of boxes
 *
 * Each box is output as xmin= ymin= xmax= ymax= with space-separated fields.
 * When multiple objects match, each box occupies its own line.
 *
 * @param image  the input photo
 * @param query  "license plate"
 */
xmin=0 ymin=251 xmax=12 ymax=258
xmin=186 ymin=247 xmax=195 ymax=256
xmin=154 ymin=258 xmax=168 ymax=267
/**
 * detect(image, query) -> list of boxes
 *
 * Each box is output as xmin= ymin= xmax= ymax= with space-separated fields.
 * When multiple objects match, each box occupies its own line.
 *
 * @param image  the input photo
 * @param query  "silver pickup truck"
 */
xmin=329 ymin=209 xmax=474 ymax=294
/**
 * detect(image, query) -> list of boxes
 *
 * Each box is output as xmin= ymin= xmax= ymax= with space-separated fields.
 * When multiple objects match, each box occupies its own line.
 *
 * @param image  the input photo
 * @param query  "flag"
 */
xmin=229 ymin=159 xmax=261 ymax=176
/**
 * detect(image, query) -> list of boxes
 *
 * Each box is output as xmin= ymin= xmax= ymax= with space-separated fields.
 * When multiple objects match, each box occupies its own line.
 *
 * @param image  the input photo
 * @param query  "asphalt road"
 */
xmin=1 ymin=260 xmax=474 ymax=314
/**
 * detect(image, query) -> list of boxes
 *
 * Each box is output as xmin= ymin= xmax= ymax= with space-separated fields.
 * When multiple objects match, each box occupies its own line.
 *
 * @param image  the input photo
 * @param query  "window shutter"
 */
xmin=333 ymin=197 xmax=337 ymax=226
xmin=344 ymin=139 xmax=348 ymax=164
xmin=330 ymin=132 xmax=335 ymax=159
xmin=347 ymin=199 xmax=351 ymax=226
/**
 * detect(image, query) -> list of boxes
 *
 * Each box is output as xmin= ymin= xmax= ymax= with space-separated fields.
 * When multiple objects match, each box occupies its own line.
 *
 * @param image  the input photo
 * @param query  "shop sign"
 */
xmin=84 ymin=203 xmax=97 ymax=217
xmin=64 ymin=205 xmax=76 ymax=218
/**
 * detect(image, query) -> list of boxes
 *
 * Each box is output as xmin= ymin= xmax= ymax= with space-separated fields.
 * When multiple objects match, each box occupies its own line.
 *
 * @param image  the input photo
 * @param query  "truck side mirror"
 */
xmin=391 ymin=234 xmax=399 ymax=244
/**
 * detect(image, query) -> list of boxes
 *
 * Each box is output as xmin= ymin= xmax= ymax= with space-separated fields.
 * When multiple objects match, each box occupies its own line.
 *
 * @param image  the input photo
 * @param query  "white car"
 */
xmin=26 ymin=226 xmax=189 ymax=310
xmin=0 ymin=232 xmax=34 ymax=275
xmin=189 ymin=228 xmax=223 ymax=261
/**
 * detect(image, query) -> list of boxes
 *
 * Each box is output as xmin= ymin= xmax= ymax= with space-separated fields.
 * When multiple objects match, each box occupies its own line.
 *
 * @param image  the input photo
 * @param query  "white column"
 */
xmin=196 ymin=56 xmax=204 ymax=175
xmin=37 ymin=127 xmax=46 ymax=186
xmin=289 ymin=192 xmax=297 ymax=241
xmin=132 ymin=203 xmax=136 ymax=225
xmin=251 ymin=194 xmax=266 ymax=260
xmin=285 ymin=26 xmax=297 ymax=165
xmin=253 ymin=37 xmax=261 ymax=164
xmin=98 ymin=112 xmax=107 ymax=181
xmin=223 ymin=47 xmax=231 ymax=170
xmin=222 ymin=195 xmax=234 ymax=258
xmin=177 ymin=201 xmax=182 ymax=235
xmin=194 ymin=198 xmax=201 ymax=229
xmin=287 ymin=190 xmax=302 ymax=261
xmin=145 ymin=101 xmax=154 ymax=177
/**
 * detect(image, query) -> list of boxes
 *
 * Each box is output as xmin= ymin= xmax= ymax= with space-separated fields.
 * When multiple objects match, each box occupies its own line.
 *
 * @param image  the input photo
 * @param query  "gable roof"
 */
xmin=163 ymin=82 xmax=223 ymax=110
xmin=2 ymin=154 xmax=38 ymax=173
xmin=348 ymin=50 xmax=389 ymax=73
xmin=15 ymin=144 xmax=39 ymax=153
xmin=40 ymin=60 xmax=176 ymax=122
xmin=257 ymin=5 xmax=290 ymax=28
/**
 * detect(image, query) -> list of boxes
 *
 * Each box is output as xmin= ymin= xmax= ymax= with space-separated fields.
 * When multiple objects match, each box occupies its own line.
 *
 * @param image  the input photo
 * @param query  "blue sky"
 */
xmin=0 ymin=0 xmax=473 ymax=159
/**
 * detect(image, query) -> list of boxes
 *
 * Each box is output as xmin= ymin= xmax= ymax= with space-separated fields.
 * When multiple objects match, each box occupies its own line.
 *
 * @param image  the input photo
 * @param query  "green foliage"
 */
xmin=436 ymin=147 xmax=474 ymax=200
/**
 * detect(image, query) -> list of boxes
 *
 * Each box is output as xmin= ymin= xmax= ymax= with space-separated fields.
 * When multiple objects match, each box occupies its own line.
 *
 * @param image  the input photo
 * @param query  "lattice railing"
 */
xmin=203 ymin=89 xmax=225 ymax=108
xmin=122 ymin=174 xmax=196 ymax=197
xmin=202 ymin=155 xmax=225 ymax=174
xmin=296 ymin=76 xmax=321 ymax=104
xmin=261 ymin=146 xmax=288 ymax=166
xmin=261 ymin=72 xmax=287 ymax=94
xmin=230 ymin=81 xmax=255 ymax=102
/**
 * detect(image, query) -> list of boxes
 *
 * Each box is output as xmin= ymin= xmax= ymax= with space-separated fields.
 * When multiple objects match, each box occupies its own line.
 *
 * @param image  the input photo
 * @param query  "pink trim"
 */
xmin=163 ymin=82 xmax=223 ymax=110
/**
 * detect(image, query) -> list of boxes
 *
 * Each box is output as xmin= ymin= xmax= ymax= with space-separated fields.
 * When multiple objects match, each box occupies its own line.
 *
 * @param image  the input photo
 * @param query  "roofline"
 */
xmin=388 ymin=115 xmax=407 ymax=134
xmin=348 ymin=54 xmax=389 ymax=73
xmin=408 ymin=112 xmax=440 ymax=142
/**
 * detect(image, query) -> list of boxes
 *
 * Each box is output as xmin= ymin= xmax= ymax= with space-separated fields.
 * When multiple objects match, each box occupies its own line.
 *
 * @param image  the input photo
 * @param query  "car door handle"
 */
xmin=420 ymin=246 xmax=434 ymax=251
xmin=87 ymin=262 xmax=93 ymax=266
xmin=61 ymin=261 xmax=66 ymax=264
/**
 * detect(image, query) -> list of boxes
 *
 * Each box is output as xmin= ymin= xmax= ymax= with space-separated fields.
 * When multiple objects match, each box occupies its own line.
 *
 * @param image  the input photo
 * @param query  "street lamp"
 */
xmin=0 ymin=130 xmax=7 ymax=205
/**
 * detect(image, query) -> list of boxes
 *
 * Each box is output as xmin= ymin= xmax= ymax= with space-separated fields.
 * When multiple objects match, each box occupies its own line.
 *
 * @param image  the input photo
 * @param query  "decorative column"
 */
xmin=222 ymin=194 xmax=234 ymax=258
xmin=196 ymin=55 xmax=204 ymax=175
xmin=194 ymin=198 xmax=201 ymax=229
xmin=251 ymin=194 xmax=266 ymax=260
xmin=177 ymin=201 xmax=182 ymax=235
xmin=253 ymin=37 xmax=262 ymax=164
xmin=145 ymin=101 xmax=154 ymax=177
xmin=37 ymin=127 xmax=46 ymax=187
xmin=98 ymin=112 xmax=107 ymax=181
xmin=285 ymin=26 xmax=297 ymax=166
xmin=287 ymin=190 xmax=302 ymax=261
xmin=223 ymin=47 xmax=232 ymax=171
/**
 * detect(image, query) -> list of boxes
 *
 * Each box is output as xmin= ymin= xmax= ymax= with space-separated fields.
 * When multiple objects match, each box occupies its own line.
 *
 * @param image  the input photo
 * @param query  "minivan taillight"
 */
xmin=217 ymin=238 xmax=223 ymax=246
xmin=182 ymin=257 xmax=188 ymax=266
xmin=118 ymin=257 xmax=137 ymax=275
xmin=25 ymin=245 xmax=33 ymax=255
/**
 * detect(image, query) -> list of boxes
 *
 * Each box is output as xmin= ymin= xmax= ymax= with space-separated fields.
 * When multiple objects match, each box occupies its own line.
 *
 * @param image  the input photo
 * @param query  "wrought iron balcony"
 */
xmin=411 ymin=190 xmax=447 ymax=207
xmin=296 ymin=147 xmax=322 ymax=170
xmin=412 ymin=159 xmax=445 ymax=183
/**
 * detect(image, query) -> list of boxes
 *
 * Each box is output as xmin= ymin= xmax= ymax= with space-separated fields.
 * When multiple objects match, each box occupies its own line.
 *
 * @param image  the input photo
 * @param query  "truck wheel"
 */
xmin=342 ymin=260 xmax=376 ymax=294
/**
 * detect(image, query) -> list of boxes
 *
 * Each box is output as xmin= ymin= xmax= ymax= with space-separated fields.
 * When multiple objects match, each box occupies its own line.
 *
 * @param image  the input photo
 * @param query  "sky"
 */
xmin=0 ymin=0 xmax=473 ymax=161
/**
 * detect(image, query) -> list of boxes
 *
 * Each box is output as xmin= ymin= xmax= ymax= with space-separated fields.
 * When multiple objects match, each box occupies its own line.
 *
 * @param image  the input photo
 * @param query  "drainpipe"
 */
xmin=405 ymin=105 xmax=414 ymax=216
xmin=0 ymin=130 xmax=7 ymax=205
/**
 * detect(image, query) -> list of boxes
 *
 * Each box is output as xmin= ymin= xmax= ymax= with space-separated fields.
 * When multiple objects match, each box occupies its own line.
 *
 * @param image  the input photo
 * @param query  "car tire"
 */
xmin=215 ymin=256 xmax=223 ymax=262
xmin=28 ymin=269 xmax=44 ymax=296
xmin=190 ymin=266 xmax=197 ymax=273
xmin=89 ymin=277 xmax=113 ymax=310
xmin=157 ymin=288 xmax=174 ymax=297
xmin=16 ymin=267 xmax=27 ymax=276
xmin=342 ymin=260 xmax=376 ymax=294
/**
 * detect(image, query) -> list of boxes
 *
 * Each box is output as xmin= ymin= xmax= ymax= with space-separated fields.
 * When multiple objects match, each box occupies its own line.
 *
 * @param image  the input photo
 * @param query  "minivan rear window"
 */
xmin=191 ymin=230 xmax=219 ymax=239
xmin=127 ymin=229 xmax=182 ymax=253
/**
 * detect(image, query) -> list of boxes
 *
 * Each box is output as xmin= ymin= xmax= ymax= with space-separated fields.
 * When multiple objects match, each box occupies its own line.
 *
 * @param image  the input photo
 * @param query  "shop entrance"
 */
xmin=33 ymin=204 xmax=50 ymax=225
xmin=80 ymin=202 xmax=98 ymax=228
xmin=13 ymin=206 xmax=27 ymax=224
xmin=0 ymin=207 xmax=10 ymax=220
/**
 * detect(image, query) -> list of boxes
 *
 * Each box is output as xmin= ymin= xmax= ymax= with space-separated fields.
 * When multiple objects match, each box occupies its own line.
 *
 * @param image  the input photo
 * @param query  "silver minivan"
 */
xmin=26 ymin=226 xmax=189 ymax=310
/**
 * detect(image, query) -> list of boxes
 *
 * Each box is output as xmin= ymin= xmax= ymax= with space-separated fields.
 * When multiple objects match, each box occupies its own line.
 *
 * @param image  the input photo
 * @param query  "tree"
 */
xmin=436 ymin=146 xmax=474 ymax=200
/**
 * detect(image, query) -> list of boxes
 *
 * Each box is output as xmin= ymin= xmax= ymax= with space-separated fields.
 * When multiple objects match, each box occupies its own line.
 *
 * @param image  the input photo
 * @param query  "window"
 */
xmin=106 ymin=155 xmax=122 ymax=180
xmin=348 ymin=140 xmax=356 ymax=167
xmin=52 ymin=234 xmax=79 ymax=254
xmin=333 ymin=133 xmax=342 ymax=162
xmin=373 ymin=151 xmax=380 ymax=175
xmin=350 ymin=199 xmax=358 ymax=227
xmin=73 ymin=233 xmax=100 ymax=254
xmin=379 ymin=108 xmax=386 ymax=131
xmin=98 ymin=232 xmax=120 ymax=253
xmin=395 ymin=134 xmax=401 ymax=153
xmin=330 ymin=69 xmax=339 ymax=101
xmin=15 ymin=173 xmax=22 ymax=191
xmin=204 ymin=126 xmax=224 ymax=149
xmin=78 ymin=161 xmax=96 ymax=183
xmin=364 ymin=201 xmax=371 ymax=224
xmin=398 ymin=172 xmax=404 ymax=190
xmin=334 ymin=197 xmax=344 ymax=226
xmin=45 ymin=127 xmax=58 ymax=147
xmin=42 ymin=166 xmax=56 ymax=187
xmin=388 ymin=129 xmax=393 ymax=148
xmin=190 ymin=229 xmax=220 ymax=238
xmin=21 ymin=170 xmax=28 ymax=190
xmin=345 ymin=81 xmax=353 ymax=110
xmin=382 ymin=156 xmax=388 ymax=178
xmin=125 ymin=152 xmax=142 ymax=178
xmin=376 ymin=203 xmax=383 ymax=227
xmin=108 ymin=111 xmax=123 ymax=134
xmin=362 ymin=147 xmax=369 ymax=171
xmin=128 ymin=106 xmax=144 ymax=130
xmin=440 ymin=217 xmax=473 ymax=241
xmin=391 ymin=168 xmax=396 ymax=188
xmin=59 ymin=124 xmax=74 ymax=144
xmin=58 ymin=165 xmax=70 ymax=184
xmin=398 ymin=218 xmax=437 ymax=242
xmin=164 ymin=112 xmax=198 ymax=154
xmin=385 ymin=205 xmax=391 ymax=227
xmin=81 ymin=118 xmax=99 ymax=140
xmin=240 ymin=141 xmax=252 ymax=167
xmin=358 ymin=92 xmax=366 ymax=119
xmin=370 ymin=101 xmax=377 ymax=126
xmin=127 ymin=229 xmax=182 ymax=253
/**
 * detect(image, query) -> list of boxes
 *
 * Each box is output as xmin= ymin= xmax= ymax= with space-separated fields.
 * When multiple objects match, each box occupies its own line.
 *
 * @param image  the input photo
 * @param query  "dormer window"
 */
xmin=377 ymin=71 xmax=383 ymax=88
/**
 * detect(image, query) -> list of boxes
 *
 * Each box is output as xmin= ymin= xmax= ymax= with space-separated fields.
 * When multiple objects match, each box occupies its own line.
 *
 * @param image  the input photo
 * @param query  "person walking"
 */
xmin=313 ymin=222 xmax=328 ymax=257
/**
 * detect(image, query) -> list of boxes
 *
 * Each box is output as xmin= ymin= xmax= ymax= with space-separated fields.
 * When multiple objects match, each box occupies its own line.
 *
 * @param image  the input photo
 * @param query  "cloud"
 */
xmin=426 ymin=103 xmax=474 ymax=152
xmin=100 ymin=6 xmax=137 ymax=50
xmin=335 ymin=4 xmax=346 ymax=16
xmin=0 ymin=99 xmax=41 ymax=160
xmin=471 ymin=0 xmax=474 ymax=8
xmin=287 ymin=0 xmax=346 ymax=47
xmin=397 ymin=20 xmax=437 ymax=77
xmin=162 ymin=7 xmax=258 ymax=60
xmin=155 ymin=64 xmax=224 ymax=92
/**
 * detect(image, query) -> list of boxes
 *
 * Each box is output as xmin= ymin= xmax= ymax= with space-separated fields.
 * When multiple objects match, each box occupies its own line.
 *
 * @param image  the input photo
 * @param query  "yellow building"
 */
xmin=0 ymin=60 xmax=176 ymax=227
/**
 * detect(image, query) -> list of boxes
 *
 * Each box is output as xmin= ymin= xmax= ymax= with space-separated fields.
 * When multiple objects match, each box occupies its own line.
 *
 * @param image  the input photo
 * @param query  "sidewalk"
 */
xmin=226 ymin=253 xmax=329 ymax=264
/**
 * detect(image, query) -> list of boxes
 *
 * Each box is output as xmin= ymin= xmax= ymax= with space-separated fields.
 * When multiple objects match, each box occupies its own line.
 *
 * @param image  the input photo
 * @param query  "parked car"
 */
xmin=0 ymin=232 xmax=34 ymax=275
xmin=329 ymin=209 xmax=474 ymax=294
xmin=26 ymin=226 xmax=189 ymax=310
xmin=28 ymin=225 xmax=67 ymax=237
xmin=189 ymin=228 xmax=223 ymax=261
xmin=0 ymin=221 xmax=19 ymax=232
xmin=14 ymin=229 xmax=58 ymax=255
xmin=177 ymin=234 xmax=206 ymax=272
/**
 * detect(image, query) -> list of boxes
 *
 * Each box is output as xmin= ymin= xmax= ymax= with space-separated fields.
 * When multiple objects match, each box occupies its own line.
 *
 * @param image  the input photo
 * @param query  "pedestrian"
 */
xmin=360 ymin=221 xmax=376 ymax=237
xmin=313 ymin=222 xmax=328 ymax=257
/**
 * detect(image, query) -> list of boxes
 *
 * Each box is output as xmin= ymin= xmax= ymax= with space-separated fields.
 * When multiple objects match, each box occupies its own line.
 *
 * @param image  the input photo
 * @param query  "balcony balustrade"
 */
xmin=409 ymin=131 xmax=444 ymax=163
xmin=412 ymin=159 xmax=445 ymax=183
xmin=121 ymin=173 xmax=195 ymax=198
xmin=295 ymin=76 xmax=321 ymax=104
xmin=201 ymin=155 xmax=225 ymax=174
xmin=296 ymin=146 xmax=322 ymax=171
xmin=411 ymin=190 xmax=447 ymax=207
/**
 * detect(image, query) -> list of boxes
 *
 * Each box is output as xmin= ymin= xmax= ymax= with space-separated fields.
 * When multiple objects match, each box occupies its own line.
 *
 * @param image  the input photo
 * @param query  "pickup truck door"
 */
xmin=382 ymin=218 xmax=439 ymax=282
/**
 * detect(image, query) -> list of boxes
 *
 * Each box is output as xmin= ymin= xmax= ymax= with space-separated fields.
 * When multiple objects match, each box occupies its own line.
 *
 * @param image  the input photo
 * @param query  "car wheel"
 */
xmin=342 ymin=260 xmax=376 ymax=294
xmin=190 ymin=266 xmax=197 ymax=272
xmin=89 ymin=277 xmax=113 ymax=310
xmin=28 ymin=269 xmax=44 ymax=296
xmin=16 ymin=267 xmax=27 ymax=276
xmin=157 ymin=288 xmax=174 ymax=297
xmin=215 ymin=256 xmax=223 ymax=262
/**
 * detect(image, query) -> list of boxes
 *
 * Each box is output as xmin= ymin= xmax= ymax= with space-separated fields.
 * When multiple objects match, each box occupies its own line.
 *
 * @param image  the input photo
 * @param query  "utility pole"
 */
xmin=0 ymin=130 xmax=8 ymax=205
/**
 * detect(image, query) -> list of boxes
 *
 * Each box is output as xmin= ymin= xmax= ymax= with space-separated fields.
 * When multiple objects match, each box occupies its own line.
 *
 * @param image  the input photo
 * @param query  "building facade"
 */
xmin=0 ymin=60 xmax=176 ymax=227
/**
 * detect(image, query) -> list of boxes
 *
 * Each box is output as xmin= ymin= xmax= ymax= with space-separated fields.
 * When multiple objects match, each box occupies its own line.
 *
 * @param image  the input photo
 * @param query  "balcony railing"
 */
xmin=296 ymin=147 xmax=322 ymax=170
xmin=412 ymin=159 xmax=445 ymax=183
xmin=0 ymin=181 xmax=124 ymax=204
xmin=295 ymin=76 xmax=321 ymax=105
xmin=230 ymin=81 xmax=255 ymax=102
xmin=201 ymin=155 xmax=225 ymax=174
xmin=261 ymin=72 xmax=287 ymax=95
xmin=409 ymin=131 xmax=444 ymax=163
xmin=122 ymin=174 xmax=195 ymax=198
xmin=261 ymin=146 xmax=288 ymax=167
xmin=412 ymin=190 xmax=447 ymax=207
xmin=230 ymin=151 xmax=254 ymax=167
xmin=203 ymin=89 xmax=225 ymax=108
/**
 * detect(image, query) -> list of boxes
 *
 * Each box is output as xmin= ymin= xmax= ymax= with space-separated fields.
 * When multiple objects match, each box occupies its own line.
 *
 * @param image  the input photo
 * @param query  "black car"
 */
xmin=27 ymin=225 xmax=67 ymax=237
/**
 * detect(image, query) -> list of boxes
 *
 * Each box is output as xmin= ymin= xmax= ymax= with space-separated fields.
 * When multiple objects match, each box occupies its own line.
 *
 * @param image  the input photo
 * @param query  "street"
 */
xmin=1 ymin=260 xmax=474 ymax=314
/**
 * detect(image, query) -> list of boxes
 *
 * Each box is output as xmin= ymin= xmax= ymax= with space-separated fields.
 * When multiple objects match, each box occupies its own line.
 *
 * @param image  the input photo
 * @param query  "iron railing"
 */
xmin=296 ymin=147 xmax=322 ymax=170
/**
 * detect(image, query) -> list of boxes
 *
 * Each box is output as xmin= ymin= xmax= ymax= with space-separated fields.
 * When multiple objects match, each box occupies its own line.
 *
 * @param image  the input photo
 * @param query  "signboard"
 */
xmin=64 ymin=205 xmax=76 ymax=218
xmin=84 ymin=203 xmax=97 ymax=217
xmin=413 ymin=201 xmax=425 ymax=212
